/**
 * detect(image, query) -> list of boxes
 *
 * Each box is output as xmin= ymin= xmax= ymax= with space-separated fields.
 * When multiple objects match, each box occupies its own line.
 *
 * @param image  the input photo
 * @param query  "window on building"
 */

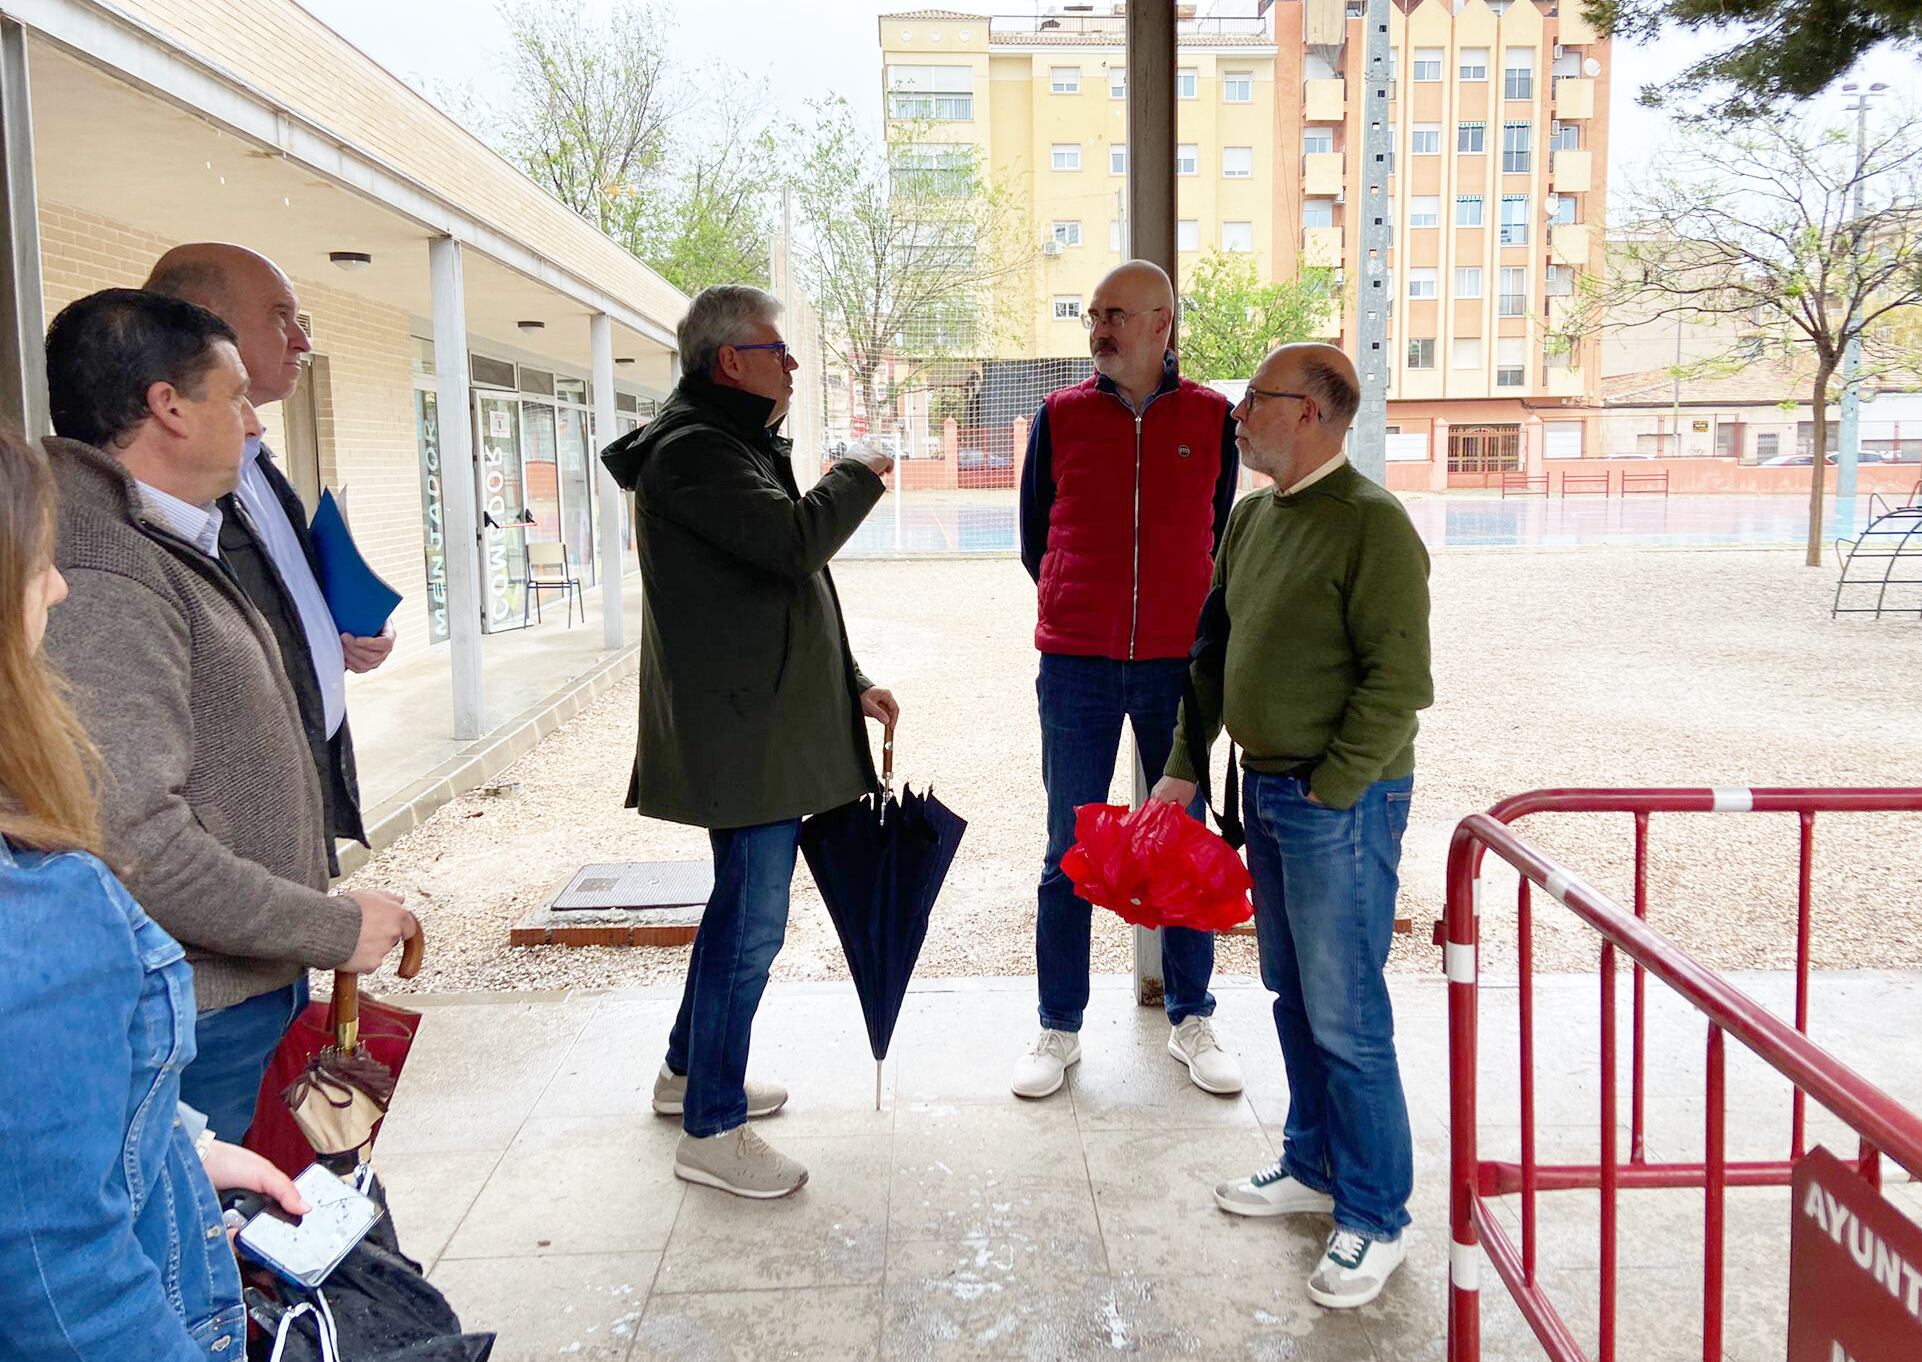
xmin=1051 ymin=143 xmax=1082 ymax=172
xmin=1222 ymin=221 xmax=1254 ymax=253
xmin=1410 ymin=196 xmax=1439 ymax=228
xmin=1409 ymin=268 xmax=1438 ymax=299
xmin=1178 ymin=219 xmax=1199 ymax=252
xmin=1715 ymin=421 xmax=1743 ymax=458
xmin=1110 ymin=144 xmax=1127 ymax=175
xmin=1756 ymin=432 xmax=1779 ymax=460
xmin=1459 ymin=121 xmax=1487 ymax=154
xmin=1110 ymin=69 xmax=1126 ymax=99
xmin=1408 ymin=337 xmax=1437 ymax=369
xmin=1545 ymin=264 xmax=1574 ymax=296
xmin=1504 ymin=48 xmax=1534 ymax=100
xmin=1503 ymin=122 xmax=1532 ymax=174
xmin=1178 ymin=68 xmax=1198 ymax=99
xmin=1798 ymin=421 xmax=1841 ymax=458
xmin=1551 ymin=121 xmax=1581 ymax=152
xmin=1544 ymin=338 xmax=1573 ymax=369
xmin=1413 ymin=47 xmax=1444 ymax=81
xmin=1303 ymin=127 xmax=1335 ymax=154
xmin=891 ymin=144 xmax=975 ymax=195
xmin=1550 ymin=194 xmax=1578 ymax=225
xmin=1109 ymin=220 xmax=1123 ymax=252
xmin=1457 ymin=195 xmax=1485 ymax=227
xmin=1050 ymin=66 xmax=1081 ymax=94
xmin=1177 ymin=144 xmax=1198 ymax=175
xmin=1303 ymin=198 xmax=1335 ymax=228
xmin=1453 ymin=337 xmax=1482 ymax=369
xmin=1500 ymin=195 xmax=1530 ymax=245
xmin=1460 ymin=47 xmax=1490 ymax=80
xmin=1222 ymin=146 xmax=1253 ymax=178
xmin=1497 ymin=337 xmax=1526 ymax=387
xmin=1413 ymin=124 xmax=1441 ymax=155
xmin=887 ymin=65 xmax=974 ymax=121
xmin=1052 ymin=221 xmax=1082 ymax=247
xmin=1455 ymin=265 xmax=1483 ymax=296
xmin=1053 ymin=296 xmax=1082 ymax=321
xmin=1223 ymin=71 xmax=1253 ymax=102
xmin=1498 ymin=266 xmax=1527 ymax=315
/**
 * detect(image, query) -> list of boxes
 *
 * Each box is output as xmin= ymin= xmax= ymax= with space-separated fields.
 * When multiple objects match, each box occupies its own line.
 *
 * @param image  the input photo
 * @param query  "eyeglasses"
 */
xmin=1081 ymin=306 xmax=1167 ymax=332
xmin=1242 ymin=386 xmax=1312 ymax=410
xmin=730 ymin=341 xmax=790 ymax=361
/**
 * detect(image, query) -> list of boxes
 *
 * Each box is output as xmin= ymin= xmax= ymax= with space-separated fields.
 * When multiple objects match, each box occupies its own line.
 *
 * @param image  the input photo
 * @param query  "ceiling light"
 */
xmin=329 ymin=251 xmax=373 ymax=272
xmin=615 ymin=356 xmax=636 ymax=365
xmin=517 ymin=320 xmax=546 ymax=332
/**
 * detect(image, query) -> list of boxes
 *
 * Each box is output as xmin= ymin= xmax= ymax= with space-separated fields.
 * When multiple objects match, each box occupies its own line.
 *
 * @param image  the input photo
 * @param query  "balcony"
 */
xmin=1555 ymin=77 xmax=1595 ymax=119
xmin=1304 ymin=79 xmax=1345 ymax=123
xmin=1551 ymin=222 xmax=1591 ymax=265
xmin=1303 ymin=151 xmax=1345 ymax=196
xmin=1302 ymin=225 xmax=1343 ymax=266
xmin=1553 ymin=149 xmax=1592 ymax=194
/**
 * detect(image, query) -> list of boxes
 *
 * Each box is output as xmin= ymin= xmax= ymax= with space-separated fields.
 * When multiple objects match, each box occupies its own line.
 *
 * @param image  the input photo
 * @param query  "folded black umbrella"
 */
xmin=800 ymin=722 xmax=967 ymax=1108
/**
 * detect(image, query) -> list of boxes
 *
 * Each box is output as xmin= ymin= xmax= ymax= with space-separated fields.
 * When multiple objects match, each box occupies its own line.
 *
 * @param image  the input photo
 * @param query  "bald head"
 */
xmin=1087 ymin=259 xmax=1176 ymax=400
xmin=145 ymin=244 xmax=310 ymax=404
xmin=1231 ymin=341 xmax=1362 ymax=486
xmin=1268 ymin=342 xmax=1360 ymax=433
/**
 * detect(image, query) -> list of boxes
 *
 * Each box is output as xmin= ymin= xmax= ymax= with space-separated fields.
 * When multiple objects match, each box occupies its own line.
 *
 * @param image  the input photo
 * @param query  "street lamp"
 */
xmin=1836 ymin=81 xmax=1890 ymax=536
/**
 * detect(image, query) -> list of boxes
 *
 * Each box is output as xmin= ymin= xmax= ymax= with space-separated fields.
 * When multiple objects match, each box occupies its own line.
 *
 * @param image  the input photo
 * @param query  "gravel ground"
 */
xmin=341 ymin=546 xmax=1922 ymax=998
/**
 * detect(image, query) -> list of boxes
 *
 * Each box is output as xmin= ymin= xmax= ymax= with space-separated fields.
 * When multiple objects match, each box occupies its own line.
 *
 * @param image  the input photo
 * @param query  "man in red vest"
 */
xmin=1013 ymin=260 xmax=1243 ymax=1100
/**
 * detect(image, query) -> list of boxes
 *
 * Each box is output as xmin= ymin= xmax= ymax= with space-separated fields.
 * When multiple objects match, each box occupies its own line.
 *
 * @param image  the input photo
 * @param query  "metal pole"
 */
xmin=429 ymin=236 xmax=486 ymax=741
xmin=591 ymin=313 xmax=624 ymax=649
xmin=1670 ymin=322 xmax=1682 ymax=455
xmin=1351 ymin=0 xmax=1392 ymax=484
xmin=1836 ymin=86 xmax=1880 ymax=538
xmin=0 ymin=20 xmax=47 ymax=441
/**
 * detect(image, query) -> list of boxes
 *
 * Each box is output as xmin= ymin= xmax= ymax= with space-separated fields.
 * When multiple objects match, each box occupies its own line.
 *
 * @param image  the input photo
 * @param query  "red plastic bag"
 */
xmin=1060 ymin=800 xmax=1253 ymax=932
xmin=243 ymin=990 xmax=422 ymax=1177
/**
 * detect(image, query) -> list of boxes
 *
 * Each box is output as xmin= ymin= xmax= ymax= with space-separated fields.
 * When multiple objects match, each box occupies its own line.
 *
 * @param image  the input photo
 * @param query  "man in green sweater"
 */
xmin=1153 ymin=342 xmax=1432 ymax=1310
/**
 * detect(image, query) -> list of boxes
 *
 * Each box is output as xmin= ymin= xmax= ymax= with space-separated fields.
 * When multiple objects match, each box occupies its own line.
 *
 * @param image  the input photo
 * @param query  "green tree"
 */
xmin=1599 ymin=108 xmax=1922 ymax=565
xmin=1177 ymin=251 xmax=1337 ymax=382
xmin=784 ymin=97 xmax=1034 ymax=432
xmin=1586 ymin=0 xmax=1922 ymax=117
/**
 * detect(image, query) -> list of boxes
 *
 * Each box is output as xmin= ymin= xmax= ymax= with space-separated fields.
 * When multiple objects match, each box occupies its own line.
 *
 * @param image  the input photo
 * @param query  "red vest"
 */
xmin=1035 ymin=374 xmax=1228 ymax=660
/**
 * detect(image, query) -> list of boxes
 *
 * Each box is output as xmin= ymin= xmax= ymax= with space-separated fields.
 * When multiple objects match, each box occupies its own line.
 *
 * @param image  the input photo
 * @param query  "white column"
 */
xmin=0 ymin=19 xmax=47 ymax=441
xmin=591 ymin=313 xmax=624 ymax=648
xmin=430 ymin=236 xmax=485 ymax=741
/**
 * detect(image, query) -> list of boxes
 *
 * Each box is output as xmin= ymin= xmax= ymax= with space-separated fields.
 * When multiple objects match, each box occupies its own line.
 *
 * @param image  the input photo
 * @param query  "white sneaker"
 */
xmin=650 ymin=1063 xmax=788 ymax=1119
xmin=1214 ymin=1158 xmax=1336 ymax=1217
xmin=1306 ymin=1227 xmax=1407 ymax=1309
xmin=1010 ymin=1028 xmax=1081 ymax=1098
xmin=1167 ymin=1016 xmax=1243 ymax=1094
xmin=673 ymin=1124 xmax=808 ymax=1199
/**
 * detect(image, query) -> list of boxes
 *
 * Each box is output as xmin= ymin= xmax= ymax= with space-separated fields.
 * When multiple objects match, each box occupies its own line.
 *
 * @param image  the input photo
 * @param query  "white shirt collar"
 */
xmin=1283 ymin=453 xmax=1348 ymax=497
xmin=135 ymin=480 xmax=223 ymax=559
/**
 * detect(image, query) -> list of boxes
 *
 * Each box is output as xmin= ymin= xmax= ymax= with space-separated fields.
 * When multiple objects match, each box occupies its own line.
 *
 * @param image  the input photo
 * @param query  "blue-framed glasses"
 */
xmin=731 ymin=341 xmax=790 ymax=361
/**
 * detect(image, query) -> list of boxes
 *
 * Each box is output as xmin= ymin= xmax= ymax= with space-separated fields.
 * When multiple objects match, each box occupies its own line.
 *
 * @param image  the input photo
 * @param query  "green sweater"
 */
xmin=1165 ymin=461 xmax=1433 ymax=810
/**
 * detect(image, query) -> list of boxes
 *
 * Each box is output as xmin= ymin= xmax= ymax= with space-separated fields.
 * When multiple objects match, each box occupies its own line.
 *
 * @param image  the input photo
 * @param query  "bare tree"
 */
xmin=785 ymin=98 xmax=1036 ymax=436
xmin=1600 ymin=107 xmax=1922 ymax=564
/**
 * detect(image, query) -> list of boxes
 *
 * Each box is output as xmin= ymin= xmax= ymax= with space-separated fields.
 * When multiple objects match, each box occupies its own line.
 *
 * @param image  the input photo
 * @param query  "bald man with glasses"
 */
xmin=1012 ymin=260 xmax=1244 ymax=1101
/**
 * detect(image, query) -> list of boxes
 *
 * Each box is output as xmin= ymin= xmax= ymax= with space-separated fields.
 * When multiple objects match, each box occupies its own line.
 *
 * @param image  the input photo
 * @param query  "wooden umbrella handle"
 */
xmin=882 ymin=720 xmax=896 ymax=797
xmin=331 ymin=925 xmax=426 ymax=1050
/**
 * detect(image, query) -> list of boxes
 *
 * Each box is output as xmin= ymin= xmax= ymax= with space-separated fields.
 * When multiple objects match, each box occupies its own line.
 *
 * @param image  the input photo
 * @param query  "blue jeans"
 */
xmin=665 ymin=819 xmax=801 ymax=1138
xmin=1245 ymin=769 xmax=1414 ymax=1243
xmin=178 ymin=977 xmax=309 ymax=1143
xmin=1036 ymin=652 xmax=1217 ymax=1033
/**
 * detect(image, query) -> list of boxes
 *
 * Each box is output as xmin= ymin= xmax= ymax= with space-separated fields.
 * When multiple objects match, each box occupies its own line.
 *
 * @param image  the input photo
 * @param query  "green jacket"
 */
xmin=603 ymin=375 xmax=886 ymax=829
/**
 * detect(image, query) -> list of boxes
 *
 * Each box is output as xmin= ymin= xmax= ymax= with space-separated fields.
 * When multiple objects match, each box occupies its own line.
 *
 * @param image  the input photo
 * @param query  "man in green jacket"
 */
xmin=602 ymin=284 xmax=896 ymax=1200
xmin=1153 ymin=342 xmax=1433 ymax=1309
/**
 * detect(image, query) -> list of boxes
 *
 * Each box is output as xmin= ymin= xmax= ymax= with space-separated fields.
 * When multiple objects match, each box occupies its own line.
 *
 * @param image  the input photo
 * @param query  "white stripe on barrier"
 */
xmin=1711 ymin=786 xmax=1754 ymax=813
xmin=1445 ymin=942 xmax=1476 ymax=985
xmin=1450 ymin=1239 xmax=1481 ymax=1292
xmin=1545 ymin=870 xmax=1573 ymax=905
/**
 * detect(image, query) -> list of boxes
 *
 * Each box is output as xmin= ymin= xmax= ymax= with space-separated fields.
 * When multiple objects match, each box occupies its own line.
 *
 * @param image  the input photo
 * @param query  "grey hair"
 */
xmin=1299 ymin=356 xmax=1360 ymax=429
xmin=678 ymin=284 xmax=782 ymax=378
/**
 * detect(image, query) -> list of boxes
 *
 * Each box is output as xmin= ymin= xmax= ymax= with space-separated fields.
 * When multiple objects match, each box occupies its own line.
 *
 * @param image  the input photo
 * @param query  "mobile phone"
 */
xmin=236 ymin=1163 xmax=383 ymax=1289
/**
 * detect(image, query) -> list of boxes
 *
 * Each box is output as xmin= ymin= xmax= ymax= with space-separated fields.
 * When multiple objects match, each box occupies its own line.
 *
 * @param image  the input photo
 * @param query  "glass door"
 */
xmin=557 ymin=404 xmax=596 ymax=586
xmin=474 ymin=392 xmax=529 ymax=630
xmin=413 ymin=389 xmax=450 ymax=643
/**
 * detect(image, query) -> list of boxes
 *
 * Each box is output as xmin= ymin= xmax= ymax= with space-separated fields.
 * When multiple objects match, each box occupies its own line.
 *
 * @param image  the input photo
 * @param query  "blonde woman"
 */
xmin=0 ymin=431 xmax=306 ymax=1359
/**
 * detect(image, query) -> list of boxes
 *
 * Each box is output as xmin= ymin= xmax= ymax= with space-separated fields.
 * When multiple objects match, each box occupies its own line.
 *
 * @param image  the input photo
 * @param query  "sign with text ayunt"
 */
xmin=1788 ymin=1146 xmax=1922 ymax=1362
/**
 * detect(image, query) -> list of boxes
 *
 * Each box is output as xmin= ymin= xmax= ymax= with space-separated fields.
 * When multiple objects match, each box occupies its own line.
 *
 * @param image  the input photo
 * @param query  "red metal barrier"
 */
xmin=1443 ymin=787 xmax=1922 ymax=1362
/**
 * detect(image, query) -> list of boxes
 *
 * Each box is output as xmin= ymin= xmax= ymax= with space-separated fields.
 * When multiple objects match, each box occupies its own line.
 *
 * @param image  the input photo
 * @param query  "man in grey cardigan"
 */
xmin=41 ymin=288 xmax=416 ymax=1142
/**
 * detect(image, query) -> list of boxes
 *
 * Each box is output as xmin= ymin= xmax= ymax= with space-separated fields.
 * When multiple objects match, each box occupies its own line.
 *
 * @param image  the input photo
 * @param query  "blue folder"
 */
xmin=310 ymin=489 xmax=402 ymax=638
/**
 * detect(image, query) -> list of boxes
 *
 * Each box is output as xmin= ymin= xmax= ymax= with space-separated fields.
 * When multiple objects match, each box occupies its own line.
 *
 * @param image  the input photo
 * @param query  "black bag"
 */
xmin=1182 ymin=585 xmax=1244 ymax=851
xmin=239 ymin=1173 xmax=494 ymax=1361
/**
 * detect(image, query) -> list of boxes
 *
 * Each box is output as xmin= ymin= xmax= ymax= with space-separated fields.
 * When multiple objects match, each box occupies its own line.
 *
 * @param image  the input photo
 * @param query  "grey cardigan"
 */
xmin=41 ymin=437 xmax=360 ymax=1011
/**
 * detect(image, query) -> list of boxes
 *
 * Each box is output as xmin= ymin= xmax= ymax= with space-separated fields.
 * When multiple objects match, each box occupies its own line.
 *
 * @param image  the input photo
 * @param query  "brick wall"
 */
xmin=37 ymin=200 xmax=433 ymax=660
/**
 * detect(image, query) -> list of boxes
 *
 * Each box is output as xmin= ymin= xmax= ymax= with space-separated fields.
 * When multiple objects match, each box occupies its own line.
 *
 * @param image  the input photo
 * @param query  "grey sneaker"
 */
xmin=651 ymin=1063 xmax=788 ymax=1119
xmin=1214 ymin=1158 xmax=1337 ymax=1217
xmin=1307 ymin=1227 xmax=1407 ymax=1308
xmin=673 ymin=1124 xmax=809 ymax=1199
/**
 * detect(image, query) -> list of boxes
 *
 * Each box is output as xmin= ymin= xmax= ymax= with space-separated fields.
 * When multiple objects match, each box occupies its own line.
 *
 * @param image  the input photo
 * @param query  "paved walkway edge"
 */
xmin=334 ymin=642 xmax=642 ymax=880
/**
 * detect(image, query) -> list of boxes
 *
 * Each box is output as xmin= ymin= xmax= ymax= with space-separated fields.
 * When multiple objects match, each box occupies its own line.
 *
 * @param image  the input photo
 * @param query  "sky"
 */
xmin=298 ymin=0 xmax=1915 ymax=187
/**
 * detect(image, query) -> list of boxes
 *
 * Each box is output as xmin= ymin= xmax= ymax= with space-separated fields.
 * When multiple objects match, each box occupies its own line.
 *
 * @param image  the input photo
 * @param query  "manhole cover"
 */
xmin=550 ymin=861 xmax=713 ymax=912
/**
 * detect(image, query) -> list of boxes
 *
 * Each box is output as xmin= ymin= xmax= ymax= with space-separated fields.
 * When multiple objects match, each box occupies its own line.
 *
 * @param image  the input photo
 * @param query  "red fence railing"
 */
xmin=1443 ymin=787 xmax=1922 ymax=1362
